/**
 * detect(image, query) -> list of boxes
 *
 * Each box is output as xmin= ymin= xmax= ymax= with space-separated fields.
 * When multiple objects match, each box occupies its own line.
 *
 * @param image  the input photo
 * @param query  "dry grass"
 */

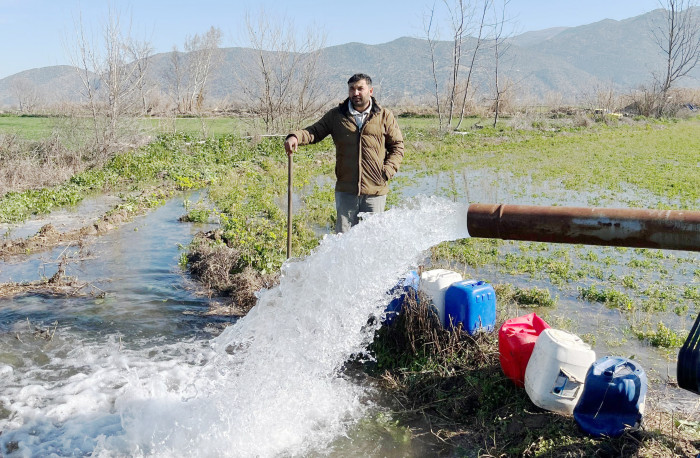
xmin=375 ymin=292 xmax=481 ymax=363
xmin=187 ymin=230 xmax=240 ymax=290
xmin=0 ymin=111 xmax=154 ymax=198
xmin=187 ymin=230 xmax=279 ymax=315
xmin=0 ymin=133 xmax=87 ymax=196
xmin=0 ymin=256 xmax=93 ymax=299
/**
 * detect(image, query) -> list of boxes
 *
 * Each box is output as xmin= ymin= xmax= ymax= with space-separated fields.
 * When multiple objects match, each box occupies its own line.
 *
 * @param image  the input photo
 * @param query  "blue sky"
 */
xmin=0 ymin=0 xmax=662 ymax=79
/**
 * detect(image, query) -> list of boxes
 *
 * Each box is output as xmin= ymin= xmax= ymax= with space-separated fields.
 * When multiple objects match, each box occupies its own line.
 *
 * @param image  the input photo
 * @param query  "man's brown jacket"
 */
xmin=289 ymin=97 xmax=404 ymax=196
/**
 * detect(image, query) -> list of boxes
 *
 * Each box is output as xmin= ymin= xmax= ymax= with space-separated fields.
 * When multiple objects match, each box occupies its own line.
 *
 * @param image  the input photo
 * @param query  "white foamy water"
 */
xmin=0 ymin=196 xmax=469 ymax=457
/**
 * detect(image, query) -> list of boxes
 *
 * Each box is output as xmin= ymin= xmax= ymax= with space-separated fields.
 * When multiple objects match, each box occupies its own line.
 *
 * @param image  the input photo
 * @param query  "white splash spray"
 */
xmin=0 ymin=196 xmax=469 ymax=457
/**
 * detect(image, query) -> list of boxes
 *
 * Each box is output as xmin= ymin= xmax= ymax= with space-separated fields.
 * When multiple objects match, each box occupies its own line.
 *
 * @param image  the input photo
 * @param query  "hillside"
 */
xmin=521 ymin=12 xmax=664 ymax=89
xmin=1 ymin=8 xmax=698 ymax=109
xmin=0 ymin=66 xmax=88 ymax=107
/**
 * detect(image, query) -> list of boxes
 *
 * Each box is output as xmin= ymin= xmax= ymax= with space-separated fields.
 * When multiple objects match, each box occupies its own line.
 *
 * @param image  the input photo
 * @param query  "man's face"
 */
xmin=348 ymin=79 xmax=373 ymax=111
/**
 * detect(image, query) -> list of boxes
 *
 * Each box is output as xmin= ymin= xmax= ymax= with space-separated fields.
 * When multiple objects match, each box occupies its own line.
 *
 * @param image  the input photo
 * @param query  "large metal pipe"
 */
xmin=467 ymin=204 xmax=700 ymax=252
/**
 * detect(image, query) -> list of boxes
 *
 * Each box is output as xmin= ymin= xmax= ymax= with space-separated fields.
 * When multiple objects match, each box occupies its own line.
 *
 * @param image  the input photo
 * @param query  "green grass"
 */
xmin=0 ymin=133 xmax=260 ymax=223
xmin=633 ymin=321 xmax=687 ymax=348
xmin=0 ymin=114 xmax=59 ymax=139
xmin=494 ymin=284 xmax=558 ymax=307
xmin=142 ymin=116 xmax=249 ymax=136
xmin=4 ymin=114 xmax=699 ymax=208
xmin=0 ymin=114 xmax=250 ymax=141
xmin=3 ymin=114 xmax=699 ymax=344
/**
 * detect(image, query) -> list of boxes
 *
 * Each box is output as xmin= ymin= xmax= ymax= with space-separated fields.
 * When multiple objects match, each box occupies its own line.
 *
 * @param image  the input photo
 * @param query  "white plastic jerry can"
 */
xmin=418 ymin=269 xmax=463 ymax=327
xmin=524 ymin=328 xmax=596 ymax=415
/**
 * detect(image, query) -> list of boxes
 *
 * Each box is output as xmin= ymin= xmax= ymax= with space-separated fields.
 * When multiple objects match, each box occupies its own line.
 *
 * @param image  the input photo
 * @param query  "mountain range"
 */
xmin=1 ymin=8 xmax=698 ymax=109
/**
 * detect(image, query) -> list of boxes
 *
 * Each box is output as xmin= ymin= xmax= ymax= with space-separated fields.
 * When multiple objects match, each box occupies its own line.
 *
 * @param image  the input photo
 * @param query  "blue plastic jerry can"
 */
xmin=444 ymin=280 xmax=496 ymax=334
xmin=573 ymin=356 xmax=647 ymax=437
xmin=383 ymin=271 xmax=420 ymax=325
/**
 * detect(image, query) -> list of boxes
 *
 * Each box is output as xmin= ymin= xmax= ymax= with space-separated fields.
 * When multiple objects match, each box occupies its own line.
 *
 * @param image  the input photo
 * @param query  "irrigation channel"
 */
xmin=0 ymin=192 xmax=472 ymax=456
xmin=0 ymin=186 xmax=698 ymax=456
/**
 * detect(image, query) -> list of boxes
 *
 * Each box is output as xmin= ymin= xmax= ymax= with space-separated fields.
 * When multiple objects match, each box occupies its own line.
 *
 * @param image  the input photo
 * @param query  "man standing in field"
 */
xmin=284 ymin=73 xmax=404 ymax=233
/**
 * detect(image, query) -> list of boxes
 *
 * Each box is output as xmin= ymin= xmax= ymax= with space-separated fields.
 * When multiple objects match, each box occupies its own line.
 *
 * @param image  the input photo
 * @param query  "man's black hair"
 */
xmin=347 ymin=73 xmax=372 ymax=86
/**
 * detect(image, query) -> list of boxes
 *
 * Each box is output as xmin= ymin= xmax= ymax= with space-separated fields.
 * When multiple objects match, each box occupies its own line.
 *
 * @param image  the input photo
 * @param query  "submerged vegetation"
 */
xmin=2 ymin=113 xmax=699 ymax=455
xmin=495 ymin=284 xmax=558 ymax=308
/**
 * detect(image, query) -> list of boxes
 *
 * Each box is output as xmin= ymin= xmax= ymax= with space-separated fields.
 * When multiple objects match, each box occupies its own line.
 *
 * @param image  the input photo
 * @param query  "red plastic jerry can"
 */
xmin=499 ymin=313 xmax=550 ymax=387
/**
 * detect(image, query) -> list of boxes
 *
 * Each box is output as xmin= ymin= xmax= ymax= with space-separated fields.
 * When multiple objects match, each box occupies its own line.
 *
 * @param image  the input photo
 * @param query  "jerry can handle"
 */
xmin=604 ymin=360 xmax=632 ymax=377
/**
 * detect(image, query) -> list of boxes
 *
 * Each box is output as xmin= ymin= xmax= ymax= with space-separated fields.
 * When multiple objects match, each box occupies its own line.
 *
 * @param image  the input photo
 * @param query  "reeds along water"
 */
xmin=0 ymin=196 xmax=470 ymax=457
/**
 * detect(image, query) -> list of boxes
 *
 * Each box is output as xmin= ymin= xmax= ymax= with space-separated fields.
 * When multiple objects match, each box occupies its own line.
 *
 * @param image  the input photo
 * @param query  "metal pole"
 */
xmin=467 ymin=203 xmax=700 ymax=252
xmin=287 ymin=153 xmax=293 ymax=259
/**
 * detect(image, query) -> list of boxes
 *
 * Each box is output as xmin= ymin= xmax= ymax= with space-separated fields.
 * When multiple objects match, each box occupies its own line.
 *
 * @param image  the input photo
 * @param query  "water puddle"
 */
xmin=0 ymin=195 xmax=469 ymax=457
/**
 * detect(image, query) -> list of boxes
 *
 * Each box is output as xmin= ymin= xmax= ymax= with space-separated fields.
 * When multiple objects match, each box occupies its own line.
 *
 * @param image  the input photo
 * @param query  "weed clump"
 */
xmin=187 ymin=230 xmax=240 ymax=289
xmin=0 ymin=256 xmax=92 ymax=298
xmin=186 ymin=230 xmax=279 ymax=315
xmin=366 ymin=293 xmax=528 ymax=450
xmin=494 ymin=284 xmax=557 ymax=308
xmin=370 ymin=292 xmax=473 ymax=370
xmin=632 ymin=321 xmax=687 ymax=348
xmin=227 ymin=266 xmax=278 ymax=314
xmin=579 ymin=284 xmax=634 ymax=311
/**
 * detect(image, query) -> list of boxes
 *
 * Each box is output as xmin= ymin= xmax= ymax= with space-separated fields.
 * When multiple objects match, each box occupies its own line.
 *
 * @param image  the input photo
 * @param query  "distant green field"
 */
xmin=0 ymin=113 xmax=445 ymax=140
xmin=143 ymin=116 xmax=249 ymax=136
xmin=0 ymin=114 xmax=59 ymax=140
xmin=0 ymin=114 xmax=251 ymax=140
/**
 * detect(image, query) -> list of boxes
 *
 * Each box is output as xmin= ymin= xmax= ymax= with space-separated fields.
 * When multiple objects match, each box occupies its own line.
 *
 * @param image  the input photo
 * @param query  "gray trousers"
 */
xmin=335 ymin=191 xmax=387 ymax=233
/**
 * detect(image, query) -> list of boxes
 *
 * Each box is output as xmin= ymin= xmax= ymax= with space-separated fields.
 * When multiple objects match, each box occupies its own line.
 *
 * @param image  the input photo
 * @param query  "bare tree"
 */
xmin=490 ymin=0 xmax=511 ymax=127
xmin=71 ymin=12 xmax=101 ymax=151
xmin=69 ymin=8 xmax=152 ymax=159
xmin=424 ymin=0 xmax=491 ymax=131
xmin=455 ymin=0 xmax=491 ymax=129
xmin=424 ymin=4 xmax=444 ymax=129
xmin=580 ymin=81 xmax=621 ymax=115
xmin=627 ymin=82 xmax=663 ymax=117
xmin=168 ymin=46 xmax=186 ymax=113
xmin=652 ymin=0 xmax=700 ymax=114
xmin=185 ymin=27 xmax=223 ymax=113
xmin=10 ymin=78 xmax=41 ymax=113
xmin=168 ymin=27 xmax=222 ymax=115
xmin=241 ymin=10 xmax=328 ymax=134
xmin=444 ymin=0 xmax=471 ymax=127
xmin=544 ymin=91 xmax=564 ymax=112
xmin=130 ymin=40 xmax=154 ymax=115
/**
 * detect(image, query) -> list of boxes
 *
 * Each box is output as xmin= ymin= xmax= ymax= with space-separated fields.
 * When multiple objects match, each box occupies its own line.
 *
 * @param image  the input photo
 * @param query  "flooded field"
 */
xmin=1 ymin=118 xmax=699 ymax=455
xmin=399 ymin=170 xmax=700 ymax=416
